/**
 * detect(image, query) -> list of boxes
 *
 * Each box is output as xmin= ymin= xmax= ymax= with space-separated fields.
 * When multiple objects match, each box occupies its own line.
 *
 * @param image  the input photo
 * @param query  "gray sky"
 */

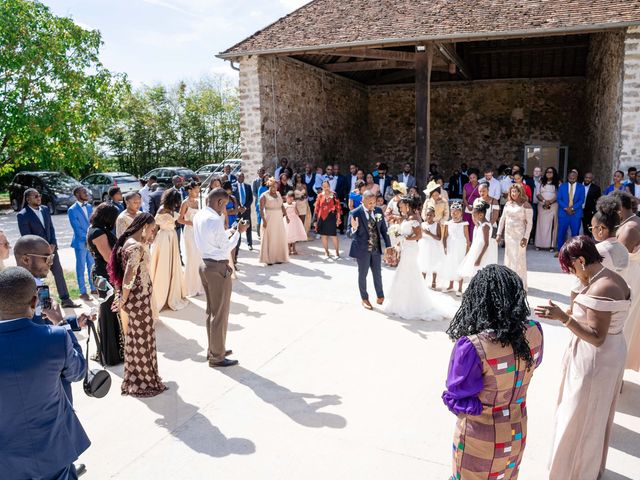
xmin=43 ymin=0 xmax=309 ymax=86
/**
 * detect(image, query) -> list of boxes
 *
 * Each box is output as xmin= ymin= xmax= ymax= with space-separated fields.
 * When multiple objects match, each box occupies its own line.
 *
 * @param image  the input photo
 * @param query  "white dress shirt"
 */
xmin=350 ymin=175 xmax=358 ymax=191
xmin=582 ymin=183 xmax=591 ymax=209
xmin=379 ymin=176 xmax=388 ymax=195
xmin=30 ymin=206 xmax=45 ymax=227
xmin=74 ymin=201 xmax=89 ymax=219
xmin=487 ymin=177 xmax=502 ymax=202
xmin=193 ymin=207 xmax=239 ymax=261
xmin=139 ymin=185 xmax=151 ymax=212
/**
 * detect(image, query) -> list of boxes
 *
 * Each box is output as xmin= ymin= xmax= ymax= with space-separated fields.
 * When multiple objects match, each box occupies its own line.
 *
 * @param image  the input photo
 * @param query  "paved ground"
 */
xmin=2 ymin=210 xmax=640 ymax=479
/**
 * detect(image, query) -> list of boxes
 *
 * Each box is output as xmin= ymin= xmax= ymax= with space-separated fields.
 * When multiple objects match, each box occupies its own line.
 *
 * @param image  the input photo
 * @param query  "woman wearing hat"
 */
xmin=384 ymin=181 xmax=407 ymax=225
xmin=422 ymin=180 xmax=450 ymax=224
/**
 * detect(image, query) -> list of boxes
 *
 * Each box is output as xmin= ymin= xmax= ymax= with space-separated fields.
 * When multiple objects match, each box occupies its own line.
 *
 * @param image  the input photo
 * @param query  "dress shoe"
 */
xmin=79 ymin=293 xmax=92 ymax=301
xmin=248 ymin=245 xmax=254 ymax=251
xmin=554 ymin=252 xmax=559 ymax=258
xmin=74 ymin=464 xmax=87 ymax=477
xmin=210 ymin=358 xmax=239 ymax=368
xmin=90 ymin=290 xmax=98 ymax=295
xmin=61 ymin=299 xmax=81 ymax=308
xmin=225 ymin=349 xmax=233 ymax=356
xmin=362 ymin=299 xmax=373 ymax=310
xmin=376 ymin=297 xmax=385 ymax=305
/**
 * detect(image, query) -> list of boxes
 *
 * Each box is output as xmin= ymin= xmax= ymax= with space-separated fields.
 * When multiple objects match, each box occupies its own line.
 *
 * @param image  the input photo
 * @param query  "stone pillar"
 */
xmin=620 ymin=27 xmax=640 ymax=170
xmin=238 ymin=56 xmax=264 ymax=178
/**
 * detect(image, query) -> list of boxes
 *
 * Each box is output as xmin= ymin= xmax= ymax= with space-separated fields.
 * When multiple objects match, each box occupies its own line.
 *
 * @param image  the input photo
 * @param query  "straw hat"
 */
xmin=423 ymin=180 xmax=440 ymax=196
xmin=392 ymin=181 xmax=408 ymax=195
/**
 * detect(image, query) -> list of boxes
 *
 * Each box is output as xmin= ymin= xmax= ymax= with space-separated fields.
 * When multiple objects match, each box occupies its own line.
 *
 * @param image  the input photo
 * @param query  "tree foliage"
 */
xmin=0 ymin=0 xmax=129 ymax=177
xmin=104 ymin=77 xmax=240 ymax=177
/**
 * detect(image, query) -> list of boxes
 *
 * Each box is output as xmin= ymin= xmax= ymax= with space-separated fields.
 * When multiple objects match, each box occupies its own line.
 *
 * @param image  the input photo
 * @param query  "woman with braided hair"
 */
xmin=443 ymin=265 xmax=543 ymax=480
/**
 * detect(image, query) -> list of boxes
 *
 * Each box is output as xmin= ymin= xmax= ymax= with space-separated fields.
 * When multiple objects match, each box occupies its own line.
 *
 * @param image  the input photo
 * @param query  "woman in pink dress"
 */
xmin=283 ymin=191 xmax=307 ymax=255
xmin=462 ymin=169 xmax=481 ymax=238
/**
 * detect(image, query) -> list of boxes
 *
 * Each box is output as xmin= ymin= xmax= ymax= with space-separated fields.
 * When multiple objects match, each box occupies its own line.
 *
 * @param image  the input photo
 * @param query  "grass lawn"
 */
xmin=44 ymin=269 xmax=83 ymax=299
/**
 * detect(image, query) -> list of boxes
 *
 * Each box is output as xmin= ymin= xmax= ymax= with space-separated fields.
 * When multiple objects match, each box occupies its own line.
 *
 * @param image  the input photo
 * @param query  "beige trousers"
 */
xmin=199 ymin=259 xmax=233 ymax=363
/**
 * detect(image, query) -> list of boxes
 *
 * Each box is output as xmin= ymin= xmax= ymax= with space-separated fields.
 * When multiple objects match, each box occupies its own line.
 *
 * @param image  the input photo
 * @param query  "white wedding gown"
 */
xmin=384 ymin=220 xmax=459 ymax=321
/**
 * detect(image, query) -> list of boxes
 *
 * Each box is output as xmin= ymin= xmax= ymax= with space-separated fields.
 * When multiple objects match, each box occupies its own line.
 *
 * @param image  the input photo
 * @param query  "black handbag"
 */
xmin=83 ymin=320 xmax=112 ymax=398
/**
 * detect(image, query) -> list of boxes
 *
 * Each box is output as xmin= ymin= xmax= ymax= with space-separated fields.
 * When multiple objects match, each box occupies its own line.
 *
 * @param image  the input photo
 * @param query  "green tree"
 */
xmin=0 ymin=0 xmax=129 ymax=177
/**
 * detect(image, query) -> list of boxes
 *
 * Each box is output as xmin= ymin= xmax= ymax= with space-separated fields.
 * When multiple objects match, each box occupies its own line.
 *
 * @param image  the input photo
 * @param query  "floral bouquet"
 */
xmin=388 ymin=224 xmax=402 ymax=239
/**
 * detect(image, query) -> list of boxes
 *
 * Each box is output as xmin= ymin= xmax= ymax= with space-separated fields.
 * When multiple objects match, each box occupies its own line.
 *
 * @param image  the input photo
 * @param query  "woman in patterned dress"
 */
xmin=443 ymin=265 xmax=543 ymax=480
xmin=108 ymin=213 xmax=168 ymax=397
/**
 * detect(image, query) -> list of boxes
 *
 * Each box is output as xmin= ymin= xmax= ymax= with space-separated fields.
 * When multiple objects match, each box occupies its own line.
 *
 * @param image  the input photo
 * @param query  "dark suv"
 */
xmin=9 ymin=171 xmax=82 ymax=214
xmin=141 ymin=167 xmax=198 ymax=187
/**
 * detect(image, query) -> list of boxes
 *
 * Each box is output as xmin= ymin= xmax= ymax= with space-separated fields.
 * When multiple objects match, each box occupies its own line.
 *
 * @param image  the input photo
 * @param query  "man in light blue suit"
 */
xmin=0 ymin=267 xmax=90 ymax=480
xmin=68 ymin=186 xmax=95 ymax=300
xmin=557 ymin=169 xmax=585 ymax=253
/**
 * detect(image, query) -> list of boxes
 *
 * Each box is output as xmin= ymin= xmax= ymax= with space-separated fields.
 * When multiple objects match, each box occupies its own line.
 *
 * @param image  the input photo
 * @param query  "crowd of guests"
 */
xmin=2 ymin=155 xmax=640 ymax=480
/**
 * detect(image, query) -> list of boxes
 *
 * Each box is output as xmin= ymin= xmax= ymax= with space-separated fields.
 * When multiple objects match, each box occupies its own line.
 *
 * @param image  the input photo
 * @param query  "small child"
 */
xmin=457 ymin=199 xmax=492 ymax=283
xmin=418 ymin=207 xmax=444 ymax=289
xmin=284 ymin=191 xmax=307 ymax=255
xmin=441 ymin=202 xmax=470 ymax=296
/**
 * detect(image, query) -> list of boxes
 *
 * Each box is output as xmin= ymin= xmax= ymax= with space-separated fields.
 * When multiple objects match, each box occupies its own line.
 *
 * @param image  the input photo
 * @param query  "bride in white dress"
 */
xmin=384 ymin=196 xmax=459 ymax=321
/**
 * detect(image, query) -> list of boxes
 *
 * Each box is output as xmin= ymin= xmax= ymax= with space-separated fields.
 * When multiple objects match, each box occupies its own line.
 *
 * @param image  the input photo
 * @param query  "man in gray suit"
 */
xmin=397 ymin=162 xmax=417 ymax=190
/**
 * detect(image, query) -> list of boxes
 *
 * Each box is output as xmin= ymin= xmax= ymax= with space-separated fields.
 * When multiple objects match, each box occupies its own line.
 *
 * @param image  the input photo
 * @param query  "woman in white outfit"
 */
xmin=177 ymin=181 xmax=204 ymax=297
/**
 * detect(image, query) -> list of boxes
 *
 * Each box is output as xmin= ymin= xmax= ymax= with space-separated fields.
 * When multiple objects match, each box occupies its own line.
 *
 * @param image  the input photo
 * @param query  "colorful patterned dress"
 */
xmin=120 ymin=240 xmax=167 ymax=398
xmin=443 ymin=321 xmax=544 ymax=480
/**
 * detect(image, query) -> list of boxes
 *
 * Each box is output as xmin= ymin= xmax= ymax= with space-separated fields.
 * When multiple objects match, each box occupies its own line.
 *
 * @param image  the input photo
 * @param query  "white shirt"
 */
xmin=193 ymin=207 xmax=240 ymax=261
xmin=323 ymin=174 xmax=337 ymax=192
xmin=401 ymin=173 xmax=411 ymax=185
xmin=379 ymin=176 xmax=388 ymax=195
xmin=30 ymin=206 xmax=45 ymax=227
xmin=499 ymin=176 xmax=513 ymax=194
xmin=313 ymin=173 xmax=324 ymax=191
xmin=486 ymin=177 xmax=501 ymax=201
xmin=139 ymin=185 xmax=151 ymax=212
xmin=74 ymin=201 xmax=89 ymax=220
xmin=582 ymin=183 xmax=591 ymax=209
xmin=350 ymin=175 xmax=358 ymax=191
xmin=35 ymin=277 xmax=44 ymax=317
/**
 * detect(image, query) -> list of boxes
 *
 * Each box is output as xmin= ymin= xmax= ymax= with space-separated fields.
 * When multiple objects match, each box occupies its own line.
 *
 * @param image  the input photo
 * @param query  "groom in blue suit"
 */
xmin=68 ymin=186 xmax=95 ymax=299
xmin=349 ymin=191 xmax=392 ymax=310
xmin=0 ymin=267 xmax=90 ymax=480
xmin=557 ymin=169 xmax=585 ymax=252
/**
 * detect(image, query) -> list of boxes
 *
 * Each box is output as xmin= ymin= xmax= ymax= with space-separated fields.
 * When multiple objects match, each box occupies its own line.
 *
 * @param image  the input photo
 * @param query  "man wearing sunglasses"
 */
xmin=17 ymin=188 xmax=79 ymax=308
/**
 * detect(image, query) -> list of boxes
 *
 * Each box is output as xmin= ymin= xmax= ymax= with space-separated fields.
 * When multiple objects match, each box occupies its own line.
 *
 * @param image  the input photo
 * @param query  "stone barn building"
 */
xmin=219 ymin=0 xmax=640 ymax=185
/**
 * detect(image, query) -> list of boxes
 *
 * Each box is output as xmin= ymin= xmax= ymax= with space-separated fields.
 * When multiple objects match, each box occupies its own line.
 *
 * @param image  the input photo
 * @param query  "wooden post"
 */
xmin=415 ymin=44 xmax=433 ymax=190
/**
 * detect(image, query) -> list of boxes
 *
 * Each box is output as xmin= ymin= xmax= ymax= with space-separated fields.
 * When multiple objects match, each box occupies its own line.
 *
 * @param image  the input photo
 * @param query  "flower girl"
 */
xmin=457 ymin=199 xmax=493 ymax=281
xmin=440 ymin=202 xmax=470 ymax=296
xmin=284 ymin=191 xmax=307 ymax=255
xmin=418 ymin=207 xmax=444 ymax=289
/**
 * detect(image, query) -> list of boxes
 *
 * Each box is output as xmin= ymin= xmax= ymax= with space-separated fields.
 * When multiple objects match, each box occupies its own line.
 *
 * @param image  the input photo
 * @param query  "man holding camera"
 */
xmin=0 ymin=266 xmax=91 ymax=480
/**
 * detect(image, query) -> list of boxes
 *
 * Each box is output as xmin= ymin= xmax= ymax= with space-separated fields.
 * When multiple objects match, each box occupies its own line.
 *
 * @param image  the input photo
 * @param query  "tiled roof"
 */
xmin=220 ymin=0 xmax=640 ymax=58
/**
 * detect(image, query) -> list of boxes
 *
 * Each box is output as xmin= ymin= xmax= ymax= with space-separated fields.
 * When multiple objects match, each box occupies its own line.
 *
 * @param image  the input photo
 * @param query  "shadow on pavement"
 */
xmin=527 ymin=287 xmax=570 ymax=305
xmin=220 ymin=366 xmax=347 ymax=429
xmin=610 ymin=422 xmax=640 ymax=458
xmin=602 ymin=470 xmax=634 ymax=480
xmin=617 ymin=380 xmax=640 ymax=417
xmin=156 ymin=322 xmax=208 ymax=363
xmin=386 ymin=316 xmax=451 ymax=340
xmin=139 ymin=381 xmax=256 ymax=457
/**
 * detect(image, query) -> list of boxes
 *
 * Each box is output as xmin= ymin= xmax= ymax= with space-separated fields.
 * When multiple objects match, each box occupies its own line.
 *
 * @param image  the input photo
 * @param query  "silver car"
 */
xmin=81 ymin=172 xmax=140 ymax=203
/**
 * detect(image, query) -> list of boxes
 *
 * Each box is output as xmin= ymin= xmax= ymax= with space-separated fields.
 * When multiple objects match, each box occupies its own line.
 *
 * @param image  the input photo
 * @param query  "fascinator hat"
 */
xmin=391 ymin=181 xmax=408 ymax=195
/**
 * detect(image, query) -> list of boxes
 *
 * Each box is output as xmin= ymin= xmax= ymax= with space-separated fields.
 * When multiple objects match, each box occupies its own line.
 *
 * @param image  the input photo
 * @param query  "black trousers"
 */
xmin=50 ymin=249 xmax=70 ymax=300
xmin=356 ymin=252 xmax=384 ymax=300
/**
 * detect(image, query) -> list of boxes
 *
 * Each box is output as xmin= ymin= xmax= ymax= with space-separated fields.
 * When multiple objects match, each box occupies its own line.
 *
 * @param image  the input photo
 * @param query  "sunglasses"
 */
xmin=25 ymin=253 xmax=55 ymax=264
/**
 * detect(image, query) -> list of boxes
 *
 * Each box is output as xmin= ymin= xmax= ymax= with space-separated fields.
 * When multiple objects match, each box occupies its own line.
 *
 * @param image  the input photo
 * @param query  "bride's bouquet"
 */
xmin=387 ymin=224 xmax=402 ymax=239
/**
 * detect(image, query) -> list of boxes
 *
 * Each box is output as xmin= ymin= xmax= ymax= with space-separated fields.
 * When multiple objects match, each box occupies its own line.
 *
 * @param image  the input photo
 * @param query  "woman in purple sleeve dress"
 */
xmin=442 ymin=265 xmax=544 ymax=480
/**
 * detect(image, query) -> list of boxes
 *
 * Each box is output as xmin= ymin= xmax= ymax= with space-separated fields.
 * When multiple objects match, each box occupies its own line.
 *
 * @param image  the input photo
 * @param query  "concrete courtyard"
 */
xmin=1 ymin=211 xmax=639 ymax=479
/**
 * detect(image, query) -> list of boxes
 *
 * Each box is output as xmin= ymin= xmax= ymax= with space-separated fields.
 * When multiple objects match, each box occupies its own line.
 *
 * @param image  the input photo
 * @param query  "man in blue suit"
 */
xmin=349 ymin=191 xmax=392 ymax=310
xmin=0 ymin=267 xmax=91 ymax=480
xmin=557 ymin=169 xmax=585 ymax=253
xmin=68 ymin=186 xmax=95 ymax=300
xmin=17 ymin=188 xmax=78 ymax=308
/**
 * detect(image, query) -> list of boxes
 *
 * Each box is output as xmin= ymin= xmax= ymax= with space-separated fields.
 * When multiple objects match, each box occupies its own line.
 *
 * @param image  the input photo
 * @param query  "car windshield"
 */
xmin=114 ymin=174 xmax=138 ymax=183
xmin=40 ymin=173 xmax=80 ymax=191
xmin=178 ymin=169 xmax=196 ymax=178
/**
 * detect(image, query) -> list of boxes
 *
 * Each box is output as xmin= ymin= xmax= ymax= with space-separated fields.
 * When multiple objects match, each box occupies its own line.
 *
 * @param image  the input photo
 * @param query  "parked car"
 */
xmin=141 ymin=167 xmax=197 ymax=187
xmin=195 ymin=163 xmax=221 ymax=176
xmin=196 ymin=159 xmax=242 ymax=179
xmin=81 ymin=172 xmax=139 ymax=203
xmin=9 ymin=171 xmax=82 ymax=214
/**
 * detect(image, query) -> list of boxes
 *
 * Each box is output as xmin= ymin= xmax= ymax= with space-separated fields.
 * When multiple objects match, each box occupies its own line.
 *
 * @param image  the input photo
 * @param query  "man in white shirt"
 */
xmin=498 ymin=166 xmax=514 ymax=203
xmin=193 ymin=188 xmax=248 ymax=368
xmin=398 ymin=162 xmax=417 ymax=189
xmin=349 ymin=164 xmax=359 ymax=191
xmin=483 ymin=165 xmax=502 ymax=202
xmin=139 ymin=175 xmax=156 ymax=213
xmin=322 ymin=165 xmax=338 ymax=192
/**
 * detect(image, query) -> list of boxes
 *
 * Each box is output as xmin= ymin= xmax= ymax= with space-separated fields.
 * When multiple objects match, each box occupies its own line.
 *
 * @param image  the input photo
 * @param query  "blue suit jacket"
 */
xmin=17 ymin=205 xmax=57 ymax=245
xmin=68 ymin=202 xmax=93 ymax=249
xmin=0 ymin=318 xmax=90 ymax=479
xmin=557 ymin=182 xmax=585 ymax=218
xmin=349 ymin=205 xmax=391 ymax=258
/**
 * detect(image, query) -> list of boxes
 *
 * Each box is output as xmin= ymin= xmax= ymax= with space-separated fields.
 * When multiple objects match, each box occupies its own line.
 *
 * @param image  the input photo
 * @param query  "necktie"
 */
xmin=568 ymin=183 xmax=574 ymax=208
xmin=239 ymin=184 xmax=245 ymax=205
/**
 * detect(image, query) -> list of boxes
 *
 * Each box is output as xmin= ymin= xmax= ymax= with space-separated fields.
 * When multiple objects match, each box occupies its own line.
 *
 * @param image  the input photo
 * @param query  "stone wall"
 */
xmin=256 ymin=56 xmax=368 ymax=174
xmin=238 ymin=56 xmax=264 ymax=178
xmin=620 ymin=26 xmax=640 ymax=172
xmin=368 ymin=79 xmax=588 ymax=176
xmin=585 ymin=31 xmax=626 ymax=185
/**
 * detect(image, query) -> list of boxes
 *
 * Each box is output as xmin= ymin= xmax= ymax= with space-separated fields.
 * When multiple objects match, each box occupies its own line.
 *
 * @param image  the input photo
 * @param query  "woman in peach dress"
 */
xmin=259 ymin=178 xmax=289 ymax=265
xmin=150 ymin=189 xmax=188 ymax=312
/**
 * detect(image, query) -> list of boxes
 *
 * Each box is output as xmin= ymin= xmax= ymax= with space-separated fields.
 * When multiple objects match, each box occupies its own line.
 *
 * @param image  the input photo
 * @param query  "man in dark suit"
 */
xmin=233 ymin=172 xmax=254 ymax=253
xmin=0 ymin=266 xmax=91 ymax=480
xmin=303 ymin=164 xmax=317 ymax=210
xmin=349 ymin=191 xmax=392 ymax=310
xmin=333 ymin=163 xmax=350 ymax=234
xmin=448 ymin=168 xmax=469 ymax=199
xmin=17 ymin=189 xmax=78 ymax=308
xmin=148 ymin=183 xmax=166 ymax=216
xmin=376 ymin=163 xmax=394 ymax=202
xmin=582 ymin=172 xmax=602 ymax=237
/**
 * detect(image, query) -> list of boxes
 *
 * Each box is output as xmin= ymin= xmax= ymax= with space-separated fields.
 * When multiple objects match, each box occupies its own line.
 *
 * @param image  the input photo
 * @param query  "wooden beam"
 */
xmin=415 ymin=44 xmax=433 ymax=189
xmin=437 ymin=43 xmax=472 ymax=80
xmin=328 ymin=47 xmax=416 ymax=62
xmin=323 ymin=60 xmax=414 ymax=72
xmin=466 ymin=42 xmax=589 ymax=55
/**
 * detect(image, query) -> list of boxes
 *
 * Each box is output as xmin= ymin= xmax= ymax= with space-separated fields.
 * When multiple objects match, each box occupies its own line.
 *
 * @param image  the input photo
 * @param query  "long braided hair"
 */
xmin=446 ymin=264 xmax=534 ymax=368
xmin=107 ymin=213 xmax=155 ymax=289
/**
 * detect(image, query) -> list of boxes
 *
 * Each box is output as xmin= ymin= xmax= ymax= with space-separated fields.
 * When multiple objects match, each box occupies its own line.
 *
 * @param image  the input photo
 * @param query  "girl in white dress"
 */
xmin=284 ymin=191 xmax=307 ymax=255
xmin=441 ymin=202 xmax=470 ymax=296
xmin=384 ymin=196 xmax=458 ymax=321
xmin=457 ymin=199 xmax=494 ymax=281
xmin=418 ymin=207 xmax=443 ymax=289
xmin=177 ymin=182 xmax=204 ymax=297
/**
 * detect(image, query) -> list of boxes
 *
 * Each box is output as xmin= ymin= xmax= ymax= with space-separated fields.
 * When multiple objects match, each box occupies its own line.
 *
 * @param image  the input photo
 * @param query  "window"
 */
xmin=524 ymin=144 xmax=569 ymax=179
